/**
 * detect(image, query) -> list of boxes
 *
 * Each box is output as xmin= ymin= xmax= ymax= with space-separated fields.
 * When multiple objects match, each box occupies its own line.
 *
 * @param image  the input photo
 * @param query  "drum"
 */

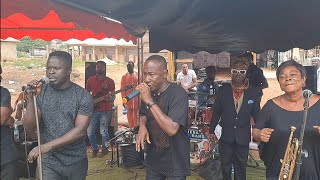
xmin=188 ymin=107 xmax=196 ymax=121
xmin=199 ymin=107 xmax=213 ymax=124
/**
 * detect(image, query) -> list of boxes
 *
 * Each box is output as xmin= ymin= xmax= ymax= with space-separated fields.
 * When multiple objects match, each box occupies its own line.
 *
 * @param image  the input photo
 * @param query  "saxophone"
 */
xmin=278 ymin=126 xmax=299 ymax=180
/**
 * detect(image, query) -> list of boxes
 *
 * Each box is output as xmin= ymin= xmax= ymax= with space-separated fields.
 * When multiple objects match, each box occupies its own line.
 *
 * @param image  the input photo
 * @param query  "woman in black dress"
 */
xmin=253 ymin=60 xmax=320 ymax=180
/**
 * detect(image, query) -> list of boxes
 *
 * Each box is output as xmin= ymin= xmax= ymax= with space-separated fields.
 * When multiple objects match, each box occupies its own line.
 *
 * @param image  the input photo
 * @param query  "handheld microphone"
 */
xmin=302 ymin=89 xmax=313 ymax=99
xmin=122 ymin=90 xmax=140 ymax=103
xmin=26 ymin=77 xmax=49 ymax=90
xmin=38 ymin=77 xmax=49 ymax=84
xmin=302 ymin=89 xmax=313 ymax=108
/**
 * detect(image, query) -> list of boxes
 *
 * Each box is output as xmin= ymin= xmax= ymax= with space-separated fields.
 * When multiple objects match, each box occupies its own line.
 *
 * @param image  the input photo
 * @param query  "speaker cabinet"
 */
xmin=304 ymin=66 xmax=318 ymax=94
xmin=85 ymin=62 xmax=96 ymax=87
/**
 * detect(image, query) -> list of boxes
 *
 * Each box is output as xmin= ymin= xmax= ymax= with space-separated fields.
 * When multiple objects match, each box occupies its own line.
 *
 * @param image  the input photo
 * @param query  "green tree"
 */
xmin=17 ymin=36 xmax=49 ymax=53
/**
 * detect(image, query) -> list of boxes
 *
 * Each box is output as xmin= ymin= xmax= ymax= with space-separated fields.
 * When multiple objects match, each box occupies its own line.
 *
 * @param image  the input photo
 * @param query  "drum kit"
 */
xmin=187 ymin=91 xmax=219 ymax=165
xmin=187 ymin=91 xmax=213 ymax=132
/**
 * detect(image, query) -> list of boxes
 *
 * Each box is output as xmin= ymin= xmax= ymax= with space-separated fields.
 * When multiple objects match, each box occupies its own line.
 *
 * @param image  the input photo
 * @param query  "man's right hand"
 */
xmin=260 ymin=128 xmax=274 ymax=142
xmin=25 ymin=79 xmax=40 ymax=94
xmin=135 ymin=125 xmax=151 ymax=152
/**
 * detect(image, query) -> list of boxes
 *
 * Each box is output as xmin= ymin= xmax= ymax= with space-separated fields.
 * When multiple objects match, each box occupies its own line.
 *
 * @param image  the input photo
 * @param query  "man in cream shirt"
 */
xmin=177 ymin=64 xmax=197 ymax=92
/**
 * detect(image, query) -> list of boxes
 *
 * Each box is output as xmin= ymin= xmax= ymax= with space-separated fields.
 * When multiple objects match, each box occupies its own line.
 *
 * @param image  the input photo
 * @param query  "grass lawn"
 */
xmin=85 ymin=153 xmax=266 ymax=180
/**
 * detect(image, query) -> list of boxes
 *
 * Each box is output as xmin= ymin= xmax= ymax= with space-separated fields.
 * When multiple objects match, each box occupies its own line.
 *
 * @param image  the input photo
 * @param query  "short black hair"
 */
xmin=96 ymin=61 xmax=106 ymax=66
xmin=128 ymin=61 xmax=134 ymax=67
xmin=239 ymin=51 xmax=253 ymax=61
xmin=145 ymin=55 xmax=167 ymax=70
xmin=48 ymin=51 xmax=72 ymax=68
xmin=205 ymin=66 xmax=216 ymax=73
xmin=276 ymin=60 xmax=306 ymax=80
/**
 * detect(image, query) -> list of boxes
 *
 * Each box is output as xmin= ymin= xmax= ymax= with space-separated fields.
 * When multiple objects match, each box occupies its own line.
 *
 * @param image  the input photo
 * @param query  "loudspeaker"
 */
xmin=85 ymin=62 xmax=96 ymax=87
xmin=304 ymin=66 xmax=318 ymax=94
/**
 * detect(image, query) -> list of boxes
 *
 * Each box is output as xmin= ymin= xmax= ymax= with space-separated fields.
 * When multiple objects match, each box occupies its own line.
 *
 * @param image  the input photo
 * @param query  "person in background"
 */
xmin=135 ymin=55 xmax=191 ymax=179
xmin=208 ymin=54 xmax=261 ymax=180
xmin=86 ymin=61 xmax=115 ymax=157
xmin=245 ymin=52 xmax=268 ymax=103
xmin=24 ymin=51 xmax=93 ymax=179
xmin=177 ymin=63 xmax=197 ymax=92
xmin=121 ymin=61 xmax=139 ymax=128
xmin=199 ymin=141 xmax=211 ymax=164
xmin=1 ymin=65 xmax=18 ymax=180
xmin=311 ymin=58 xmax=320 ymax=92
xmin=253 ymin=60 xmax=320 ymax=180
xmin=197 ymin=65 xmax=219 ymax=107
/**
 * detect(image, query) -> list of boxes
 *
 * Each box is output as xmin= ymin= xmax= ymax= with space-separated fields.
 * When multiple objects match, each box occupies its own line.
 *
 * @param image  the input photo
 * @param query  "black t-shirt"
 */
xmin=1 ymin=86 xmax=18 ymax=165
xmin=255 ymin=99 xmax=320 ymax=179
xmin=139 ymin=83 xmax=191 ymax=176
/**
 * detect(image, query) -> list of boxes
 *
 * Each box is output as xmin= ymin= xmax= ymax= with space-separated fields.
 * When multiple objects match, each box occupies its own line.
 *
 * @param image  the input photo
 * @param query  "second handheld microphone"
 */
xmin=122 ymin=90 xmax=140 ymax=104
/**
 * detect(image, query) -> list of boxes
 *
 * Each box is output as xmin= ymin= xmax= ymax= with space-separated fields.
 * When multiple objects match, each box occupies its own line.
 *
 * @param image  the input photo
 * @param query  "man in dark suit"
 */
xmin=207 ymin=54 xmax=261 ymax=180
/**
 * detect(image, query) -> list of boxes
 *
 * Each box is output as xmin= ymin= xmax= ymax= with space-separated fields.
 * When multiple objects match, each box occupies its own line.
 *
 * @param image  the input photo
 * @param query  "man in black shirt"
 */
xmin=135 ymin=55 xmax=191 ymax=179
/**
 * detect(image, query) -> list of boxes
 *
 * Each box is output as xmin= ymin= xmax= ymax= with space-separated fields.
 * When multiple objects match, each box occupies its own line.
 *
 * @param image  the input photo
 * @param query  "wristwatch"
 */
xmin=146 ymin=101 xmax=156 ymax=109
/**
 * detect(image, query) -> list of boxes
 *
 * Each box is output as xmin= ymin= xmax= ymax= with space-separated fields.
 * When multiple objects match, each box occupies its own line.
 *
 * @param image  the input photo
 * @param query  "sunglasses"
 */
xmin=231 ymin=69 xmax=246 ymax=74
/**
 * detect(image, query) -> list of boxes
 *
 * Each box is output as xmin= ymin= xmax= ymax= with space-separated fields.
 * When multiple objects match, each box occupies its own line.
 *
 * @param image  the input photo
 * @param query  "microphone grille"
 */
xmin=302 ymin=89 xmax=313 ymax=99
xmin=40 ymin=77 xmax=49 ymax=84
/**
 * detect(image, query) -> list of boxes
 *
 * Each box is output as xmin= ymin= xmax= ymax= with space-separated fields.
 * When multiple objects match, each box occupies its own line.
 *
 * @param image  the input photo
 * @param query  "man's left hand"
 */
xmin=28 ymin=144 xmax=52 ymax=163
xmin=136 ymin=83 xmax=152 ymax=103
xmin=313 ymin=126 xmax=320 ymax=134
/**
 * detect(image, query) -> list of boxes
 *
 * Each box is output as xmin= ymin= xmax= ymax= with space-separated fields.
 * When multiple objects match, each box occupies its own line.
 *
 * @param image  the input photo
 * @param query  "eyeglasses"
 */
xmin=231 ymin=69 xmax=246 ymax=74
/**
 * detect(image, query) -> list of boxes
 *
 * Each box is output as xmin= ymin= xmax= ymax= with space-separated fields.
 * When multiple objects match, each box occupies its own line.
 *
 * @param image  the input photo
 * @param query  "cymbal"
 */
xmin=187 ymin=91 xmax=210 ymax=95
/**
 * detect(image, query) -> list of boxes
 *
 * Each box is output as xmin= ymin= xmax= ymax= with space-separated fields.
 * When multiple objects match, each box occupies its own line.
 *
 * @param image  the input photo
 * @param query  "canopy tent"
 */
xmin=54 ymin=0 xmax=320 ymax=55
xmin=1 ymin=11 xmax=107 ymax=41
xmin=1 ymin=0 xmax=136 ymax=42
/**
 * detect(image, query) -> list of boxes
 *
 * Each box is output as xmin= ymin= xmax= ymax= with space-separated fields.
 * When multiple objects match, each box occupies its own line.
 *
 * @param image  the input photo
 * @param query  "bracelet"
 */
xmin=146 ymin=101 xmax=156 ymax=109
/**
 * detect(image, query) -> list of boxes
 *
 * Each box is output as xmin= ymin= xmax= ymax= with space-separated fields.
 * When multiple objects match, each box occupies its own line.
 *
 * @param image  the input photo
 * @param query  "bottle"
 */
xmin=14 ymin=123 xmax=20 ymax=142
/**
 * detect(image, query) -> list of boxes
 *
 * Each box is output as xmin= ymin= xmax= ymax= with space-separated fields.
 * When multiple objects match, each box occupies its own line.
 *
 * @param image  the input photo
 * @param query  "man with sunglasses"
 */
xmin=207 ymin=54 xmax=261 ymax=180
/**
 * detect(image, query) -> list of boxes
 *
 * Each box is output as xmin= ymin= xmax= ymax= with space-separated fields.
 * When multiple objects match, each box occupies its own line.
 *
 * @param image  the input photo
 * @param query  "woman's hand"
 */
xmin=260 ymin=128 xmax=274 ymax=142
xmin=313 ymin=126 xmax=320 ymax=134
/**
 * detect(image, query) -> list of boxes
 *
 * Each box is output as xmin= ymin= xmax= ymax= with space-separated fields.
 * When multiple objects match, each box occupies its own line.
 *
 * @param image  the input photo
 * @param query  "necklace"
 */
xmin=157 ymin=82 xmax=170 ymax=96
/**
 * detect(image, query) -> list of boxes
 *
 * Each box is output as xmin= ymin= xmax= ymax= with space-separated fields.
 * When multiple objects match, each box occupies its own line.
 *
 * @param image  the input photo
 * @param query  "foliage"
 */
xmin=16 ymin=36 xmax=50 ymax=53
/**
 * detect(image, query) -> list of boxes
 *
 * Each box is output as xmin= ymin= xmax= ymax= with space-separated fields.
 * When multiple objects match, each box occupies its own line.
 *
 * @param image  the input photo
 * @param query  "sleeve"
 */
xmin=139 ymin=101 xmax=147 ymax=116
xmin=192 ymin=70 xmax=197 ymax=79
xmin=209 ymin=86 xmax=223 ymax=133
xmin=176 ymin=73 xmax=182 ymax=82
xmin=78 ymin=89 xmax=94 ymax=117
xmin=120 ymin=75 xmax=126 ymax=98
xmin=254 ymin=100 xmax=272 ymax=129
xmin=197 ymin=82 xmax=206 ymax=106
xmin=109 ymin=79 xmax=115 ymax=92
xmin=167 ymin=88 xmax=189 ymax=127
xmin=0 ymin=87 xmax=11 ymax=108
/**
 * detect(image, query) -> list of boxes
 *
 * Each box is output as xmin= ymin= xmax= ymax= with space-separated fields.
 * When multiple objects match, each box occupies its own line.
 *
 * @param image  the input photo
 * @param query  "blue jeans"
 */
xmin=87 ymin=111 xmax=111 ymax=151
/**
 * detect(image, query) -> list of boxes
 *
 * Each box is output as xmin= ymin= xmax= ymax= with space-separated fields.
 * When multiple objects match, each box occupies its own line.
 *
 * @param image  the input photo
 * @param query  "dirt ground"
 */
xmin=1 ymin=60 xmax=283 ymax=125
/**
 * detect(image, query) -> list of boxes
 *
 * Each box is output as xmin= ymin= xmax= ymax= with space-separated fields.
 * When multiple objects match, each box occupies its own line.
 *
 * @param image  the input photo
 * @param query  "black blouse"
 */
xmin=255 ymin=99 xmax=320 ymax=179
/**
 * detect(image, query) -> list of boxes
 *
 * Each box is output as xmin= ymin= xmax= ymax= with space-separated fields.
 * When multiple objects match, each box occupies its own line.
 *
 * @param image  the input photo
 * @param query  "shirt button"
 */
xmin=234 ymin=126 xmax=236 ymax=128
xmin=236 ymin=117 xmax=238 ymax=120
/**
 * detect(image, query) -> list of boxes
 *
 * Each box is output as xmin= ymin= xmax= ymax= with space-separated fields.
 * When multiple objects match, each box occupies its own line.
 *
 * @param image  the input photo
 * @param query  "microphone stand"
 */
xmin=293 ymin=95 xmax=310 ymax=180
xmin=33 ymin=95 xmax=43 ymax=180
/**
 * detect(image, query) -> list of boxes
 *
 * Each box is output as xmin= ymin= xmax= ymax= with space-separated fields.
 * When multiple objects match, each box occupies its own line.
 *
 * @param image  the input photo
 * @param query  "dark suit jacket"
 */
xmin=209 ymin=83 xmax=261 ymax=146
